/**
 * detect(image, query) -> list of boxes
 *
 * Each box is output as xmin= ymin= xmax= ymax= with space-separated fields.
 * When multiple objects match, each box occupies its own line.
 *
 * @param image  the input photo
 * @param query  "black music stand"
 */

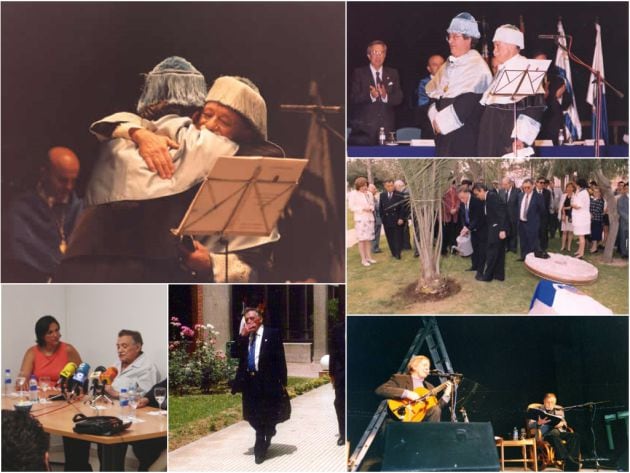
xmin=489 ymin=59 xmax=550 ymax=157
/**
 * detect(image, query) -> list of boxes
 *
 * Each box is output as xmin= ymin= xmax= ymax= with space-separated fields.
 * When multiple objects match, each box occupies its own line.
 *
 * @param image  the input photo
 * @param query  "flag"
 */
xmin=586 ymin=21 xmax=609 ymax=144
xmin=554 ymin=19 xmax=582 ymax=140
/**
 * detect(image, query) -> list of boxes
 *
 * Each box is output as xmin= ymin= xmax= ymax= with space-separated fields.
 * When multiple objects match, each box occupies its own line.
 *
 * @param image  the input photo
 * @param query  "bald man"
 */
xmin=3 ymin=147 xmax=83 ymax=282
xmin=415 ymin=54 xmax=445 ymax=139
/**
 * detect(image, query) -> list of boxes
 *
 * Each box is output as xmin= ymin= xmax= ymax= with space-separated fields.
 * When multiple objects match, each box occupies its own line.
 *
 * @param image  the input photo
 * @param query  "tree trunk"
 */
xmin=594 ymin=168 xmax=619 ymax=263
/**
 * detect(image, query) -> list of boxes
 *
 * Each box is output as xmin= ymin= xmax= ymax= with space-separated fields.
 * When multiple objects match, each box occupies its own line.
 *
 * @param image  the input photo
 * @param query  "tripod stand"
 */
xmin=565 ymin=400 xmax=612 ymax=470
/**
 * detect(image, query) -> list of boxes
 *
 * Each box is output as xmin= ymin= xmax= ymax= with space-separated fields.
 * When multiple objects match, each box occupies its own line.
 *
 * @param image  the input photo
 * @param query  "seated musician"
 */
xmin=375 ymin=355 xmax=452 ymax=422
xmin=527 ymin=392 xmax=580 ymax=471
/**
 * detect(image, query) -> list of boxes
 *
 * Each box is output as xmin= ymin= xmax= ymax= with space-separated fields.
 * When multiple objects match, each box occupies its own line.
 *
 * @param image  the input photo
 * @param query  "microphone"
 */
xmin=89 ymin=366 xmax=106 ymax=395
xmin=538 ymin=34 xmax=566 ymax=40
xmin=430 ymin=369 xmax=464 ymax=377
xmin=99 ymin=367 xmax=118 ymax=386
xmin=69 ymin=362 xmax=91 ymax=395
xmin=49 ymin=362 xmax=77 ymax=400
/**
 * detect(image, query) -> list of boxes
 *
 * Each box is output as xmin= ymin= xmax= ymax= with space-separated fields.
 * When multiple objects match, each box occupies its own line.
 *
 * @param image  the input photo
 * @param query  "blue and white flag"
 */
xmin=586 ymin=22 xmax=608 ymax=144
xmin=554 ymin=20 xmax=582 ymax=140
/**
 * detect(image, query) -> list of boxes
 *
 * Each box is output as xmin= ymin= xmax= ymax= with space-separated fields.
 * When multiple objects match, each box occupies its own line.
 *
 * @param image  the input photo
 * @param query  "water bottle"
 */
xmin=378 ymin=127 xmax=386 ymax=145
xmin=520 ymin=428 xmax=526 ymax=440
xmin=119 ymin=388 xmax=129 ymax=420
xmin=558 ymin=129 xmax=564 ymax=146
xmin=4 ymin=369 xmax=11 ymax=397
xmin=29 ymin=375 xmax=39 ymax=403
xmin=512 ymin=426 xmax=518 ymax=440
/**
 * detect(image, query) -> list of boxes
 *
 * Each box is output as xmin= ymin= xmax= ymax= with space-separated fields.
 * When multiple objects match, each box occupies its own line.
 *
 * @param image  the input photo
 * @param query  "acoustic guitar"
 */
xmin=387 ymin=382 xmax=450 ymax=422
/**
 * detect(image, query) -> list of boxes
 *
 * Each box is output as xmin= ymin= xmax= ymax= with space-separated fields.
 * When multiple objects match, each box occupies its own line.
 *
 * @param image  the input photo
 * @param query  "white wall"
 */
xmin=1 ymin=285 xmax=167 ymax=381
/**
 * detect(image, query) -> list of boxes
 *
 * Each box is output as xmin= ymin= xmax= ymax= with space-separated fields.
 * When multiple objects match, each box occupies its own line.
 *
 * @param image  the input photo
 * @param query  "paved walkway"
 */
xmin=169 ymin=384 xmax=345 ymax=471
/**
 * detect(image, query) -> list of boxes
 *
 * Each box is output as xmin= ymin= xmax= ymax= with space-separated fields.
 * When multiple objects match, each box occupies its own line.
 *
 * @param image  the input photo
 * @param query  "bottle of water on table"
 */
xmin=4 ymin=369 xmax=11 ymax=397
xmin=29 ymin=375 xmax=39 ymax=403
xmin=119 ymin=387 xmax=129 ymax=421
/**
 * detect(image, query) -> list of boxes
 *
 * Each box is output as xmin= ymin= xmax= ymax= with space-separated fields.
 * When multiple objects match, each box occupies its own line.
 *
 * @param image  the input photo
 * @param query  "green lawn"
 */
xmin=169 ymin=376 xmax=329 ymax=451
xmin=347 ymin=232 xmax=629 ymax=315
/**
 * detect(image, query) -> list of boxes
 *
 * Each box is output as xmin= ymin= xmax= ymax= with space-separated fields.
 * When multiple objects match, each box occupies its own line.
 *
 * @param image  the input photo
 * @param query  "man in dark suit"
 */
xmin=473 ymin=183 xmax=509 ymax=281
xmin=375 ymin=355 xmax=452 ymax=422
xmin=349 ymin=40 xmax=403 ymax=145
xmin=232 ymin=308 xmax=289 ymax=464
xmin=458 ymin=186 xmax=486 ymax=275
xmin=517 ymin=178 xmax=546 ymax=261
xmin=499 ymin=177 xmax=521 ymax=253
xmin=379 ymin=180 xmax=406 ymax=259
xmin=535 ymin=177 xmax=552 ymax=252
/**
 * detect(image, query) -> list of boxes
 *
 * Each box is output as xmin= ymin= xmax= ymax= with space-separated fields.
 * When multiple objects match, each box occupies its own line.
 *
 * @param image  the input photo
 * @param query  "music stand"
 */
xmin=171 ymin=156 xmax=307 ymax=282
xmin=490 ymin=59 xmax=550 ymax=157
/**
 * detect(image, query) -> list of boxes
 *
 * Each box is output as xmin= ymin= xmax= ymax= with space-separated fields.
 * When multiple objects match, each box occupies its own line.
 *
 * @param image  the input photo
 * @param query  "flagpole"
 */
xmin=552 ymin=35 xmax=623 ymax=157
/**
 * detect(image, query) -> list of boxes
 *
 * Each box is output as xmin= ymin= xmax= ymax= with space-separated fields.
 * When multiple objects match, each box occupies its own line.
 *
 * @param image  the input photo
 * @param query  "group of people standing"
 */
xmin=349 ymin=12 xmax=566 ymax=157
xmin=349 ymin=174 xmax=629 ymax=279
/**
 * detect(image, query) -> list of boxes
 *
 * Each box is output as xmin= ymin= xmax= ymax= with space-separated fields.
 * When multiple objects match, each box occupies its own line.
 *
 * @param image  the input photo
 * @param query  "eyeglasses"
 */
xmin=537 ymin=181 xmax=545 ymax=184
xmin=369 ymin=50 xmax=385 ymax=56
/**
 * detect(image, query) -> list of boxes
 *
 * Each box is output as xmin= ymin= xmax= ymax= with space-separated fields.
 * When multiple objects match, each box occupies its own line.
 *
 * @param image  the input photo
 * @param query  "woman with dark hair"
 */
xmin=571 ymin=178 xmax=592 ymax=259
xmin=19 ymin=315 xmax=82 ymax=382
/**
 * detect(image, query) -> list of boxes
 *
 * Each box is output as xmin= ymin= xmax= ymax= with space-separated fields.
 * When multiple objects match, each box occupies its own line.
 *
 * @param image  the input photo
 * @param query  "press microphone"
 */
xmin=69 ymin=362 xmax=91 ymax=395
xmin=90 ymin=366 xmax=106 ymax=394
xmin=99 ymin=367 xmax=118 ymax=386
xmin=538 ymin=34 xmax=566 ymax=40
xmin=430 ymin=369 xmax=464 ymax=377
xmin=49 ymin=362 xmax=77 ymax=400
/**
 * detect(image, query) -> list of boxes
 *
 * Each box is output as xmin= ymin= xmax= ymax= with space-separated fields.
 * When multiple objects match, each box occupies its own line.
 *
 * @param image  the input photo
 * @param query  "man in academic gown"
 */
xmin=478 ymin=25 xmax=547 ymax=157
xmin=425 ymin=12 xmax=493 ymax=157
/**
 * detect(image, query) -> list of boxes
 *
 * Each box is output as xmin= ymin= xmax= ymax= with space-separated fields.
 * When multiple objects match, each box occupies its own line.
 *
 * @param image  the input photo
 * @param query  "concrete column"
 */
xmin=312 ymin=286 xmax=328 ymax=361
xmin=201 ymin=285 xmax=231 ymax=354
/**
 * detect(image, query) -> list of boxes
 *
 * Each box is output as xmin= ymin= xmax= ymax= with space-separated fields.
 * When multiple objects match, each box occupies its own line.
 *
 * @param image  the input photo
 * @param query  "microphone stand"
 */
xmin=433 ymin=371 xmax=464 ymax=423
xmin=553 ymin=34 xmax=624 ymax=158
xmin=564 ymin=401 xmax=612 ymax=470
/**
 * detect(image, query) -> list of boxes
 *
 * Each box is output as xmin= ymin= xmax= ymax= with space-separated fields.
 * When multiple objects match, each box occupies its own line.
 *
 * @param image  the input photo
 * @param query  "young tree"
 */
xmin=399 ymin=159 xmax=452 ymax=294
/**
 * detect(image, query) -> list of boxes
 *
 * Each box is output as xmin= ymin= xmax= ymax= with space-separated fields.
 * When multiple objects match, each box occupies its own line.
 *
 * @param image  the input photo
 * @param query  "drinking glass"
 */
xmin=15 ymin=377 xmax=27 ymax=402
xmin=39 ymin=376 xmax=51 ymax=403
xmin=154 ymin=387 xmax=166 ymax=411
xmin=128 ymin=389 xmax=141 ymax=421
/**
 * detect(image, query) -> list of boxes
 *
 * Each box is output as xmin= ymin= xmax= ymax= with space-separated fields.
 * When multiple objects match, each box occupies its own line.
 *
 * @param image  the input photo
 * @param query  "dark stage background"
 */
xmin=1 ymin=2 xmax=345 ymax=200
xmin=348 ymin=316 xmax=629 ymax=466
xmin=348 ymin=2 xmax=629 ymax=134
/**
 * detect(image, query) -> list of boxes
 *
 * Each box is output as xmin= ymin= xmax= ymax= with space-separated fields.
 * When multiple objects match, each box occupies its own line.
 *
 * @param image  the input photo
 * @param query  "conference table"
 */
xmin=3 ymin=394 xmax=167 ymax=471
xmin=347 ymin=144 xmax=629 ymax=158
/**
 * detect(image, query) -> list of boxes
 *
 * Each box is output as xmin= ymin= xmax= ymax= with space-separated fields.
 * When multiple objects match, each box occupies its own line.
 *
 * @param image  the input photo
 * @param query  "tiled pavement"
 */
xmin=168 ymin=384 xmax=345 ymax=471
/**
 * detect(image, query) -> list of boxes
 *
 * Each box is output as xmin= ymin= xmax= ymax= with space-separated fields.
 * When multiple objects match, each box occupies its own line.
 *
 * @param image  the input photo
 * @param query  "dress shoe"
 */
xmin=414 ymin=252 xmax=419 ymax=257
xmin=474 ymin=273 xmax=484 ymax=281
xmin=373 ymin=248 xmax=383 ymax=253
xmin=255 ymin=453 xmax=265 ymax=464
xmin=367 ymin=258 xmax=377 ymax=264
xmin=394 ymin=255 xmax=401 ymax=260
xmin=337 ymin=437 xmax=345 ymax=446
xmin=465 ymin=267 xmax=476 ymax=271
xmin=361 ymin=261 xmax=370 ymax=267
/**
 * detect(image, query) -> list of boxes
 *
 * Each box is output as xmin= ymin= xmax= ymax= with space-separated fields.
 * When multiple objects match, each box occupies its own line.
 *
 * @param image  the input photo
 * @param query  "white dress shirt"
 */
xmin=112 ymin=352 xmax=159 ymax=394
xmin=249 ymin=325 xmax=265 ymax=371
xmin=369 ymin=65 xmax=388 ymax=103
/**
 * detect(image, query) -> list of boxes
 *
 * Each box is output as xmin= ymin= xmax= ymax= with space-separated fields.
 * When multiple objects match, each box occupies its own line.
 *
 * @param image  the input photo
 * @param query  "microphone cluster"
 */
xmin=51 ymin=363 xmax=118 ymax=401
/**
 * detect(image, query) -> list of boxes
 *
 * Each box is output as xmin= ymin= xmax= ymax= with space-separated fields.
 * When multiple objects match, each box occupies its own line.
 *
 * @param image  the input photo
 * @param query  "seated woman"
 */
xmin=19 ymin=315 xmax=82 ymax=383
xmin=56 ymin=66 xmax=283 ymax=283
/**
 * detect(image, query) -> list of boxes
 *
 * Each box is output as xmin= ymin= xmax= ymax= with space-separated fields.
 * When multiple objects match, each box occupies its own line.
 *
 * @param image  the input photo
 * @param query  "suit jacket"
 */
xmin=499 ymin=186 xmax=521 ymax=222
xmin=518 ymin=191 xmax=546 ymax=229
xmin=458 ymin=194 xmax=485 ymax=232
xmin=484 ymin=192 xmax=509 ymax=243
xmin=537 ymin=188 xmax=551 ymax=217
xmin=375 ymin=373 xmax=448 ymax=409
xmin=349 ymin=65 xmax=403 ymax=143
xmin=234 ymin=326 xmax=287 ymax=398
xmin=379 ymin=191 xmax=406 ymax=227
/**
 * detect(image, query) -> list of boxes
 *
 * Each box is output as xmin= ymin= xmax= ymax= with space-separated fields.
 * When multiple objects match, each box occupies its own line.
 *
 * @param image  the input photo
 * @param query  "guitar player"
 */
xmin=375 ymin=355 xmax=452 ymax=422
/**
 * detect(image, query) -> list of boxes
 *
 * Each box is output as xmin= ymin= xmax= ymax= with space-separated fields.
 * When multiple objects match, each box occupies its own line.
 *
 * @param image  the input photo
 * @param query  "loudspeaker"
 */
xmin=382 ymin=422 xmax=500 ymax=471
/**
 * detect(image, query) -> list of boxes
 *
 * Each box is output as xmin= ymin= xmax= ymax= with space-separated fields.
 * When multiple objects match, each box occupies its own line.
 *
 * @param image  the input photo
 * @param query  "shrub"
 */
xmin=169 ymin=316 xmax=237 ymax=395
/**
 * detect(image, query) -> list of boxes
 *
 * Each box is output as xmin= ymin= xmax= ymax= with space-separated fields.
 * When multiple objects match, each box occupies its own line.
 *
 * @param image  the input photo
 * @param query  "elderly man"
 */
xmin=395 ymin=180 xmax=413 ymax=251
xmin=499 ymin=177 xmax=521 ymax=253
xmin=527 ymin=393 xmax=580 ymax=471
xmin=56 ymin=57 xmax=283 ymax=283
xmin=380 ymin=180 xmax=406 ymax=259
xmin=4 ymin=147 xmax=83 ymax=282
xmin=231 ymin=308 xmax=289 ymax=464
xmin=479 ymin=25 xmax=547 ymax=156
xmin=517 ymin=178 xmax=546 ymax=261
xmin=426 ymin=12 xmax=493 ymax=157
xmin=349 ymin=40 xmax=403 ymax=145
xmin=64 ymin=330 xmax=159 ymax=471
xmin=472 ymin=183 xmax=508 ymax=281
xmin=415 ymin=54 xmax=445 ymax=139
xmin=376 ymin=355 xmax=452 ymax=423
xmin=458 ymin=186 xmax=486 ymax=275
